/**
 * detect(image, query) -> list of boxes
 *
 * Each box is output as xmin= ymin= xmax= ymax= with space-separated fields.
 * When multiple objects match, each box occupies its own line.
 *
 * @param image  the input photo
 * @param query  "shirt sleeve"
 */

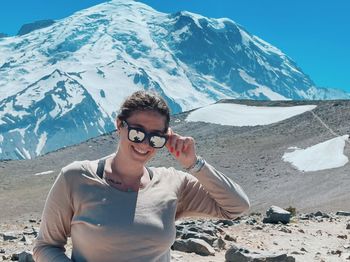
xmin=176 ymin=162 xmax=250 ymax=220
xmin=33 ymin=169 xmax=73 ymax=262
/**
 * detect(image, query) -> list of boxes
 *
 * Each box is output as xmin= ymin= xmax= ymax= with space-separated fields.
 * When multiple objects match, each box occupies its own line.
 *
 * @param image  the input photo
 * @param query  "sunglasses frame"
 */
xmin=121 ymin=120 xmax=168 ymax=148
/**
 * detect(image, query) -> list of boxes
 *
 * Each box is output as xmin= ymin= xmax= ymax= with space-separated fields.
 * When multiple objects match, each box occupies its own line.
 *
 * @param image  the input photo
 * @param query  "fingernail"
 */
xmin=170 ymin=147 xmax=174 ymax=153
xmin=176 ymin=151 xmax=179 ymax=157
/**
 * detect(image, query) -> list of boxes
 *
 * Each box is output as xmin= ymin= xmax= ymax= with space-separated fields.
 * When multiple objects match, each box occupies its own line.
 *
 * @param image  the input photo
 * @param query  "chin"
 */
xmin=130 ymin=145 xmax=155 ymax=163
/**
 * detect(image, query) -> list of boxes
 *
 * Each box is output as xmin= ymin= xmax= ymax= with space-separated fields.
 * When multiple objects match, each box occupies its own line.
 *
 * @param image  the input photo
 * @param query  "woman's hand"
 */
xmin=166 ymin=128 xmax=197 ymax=169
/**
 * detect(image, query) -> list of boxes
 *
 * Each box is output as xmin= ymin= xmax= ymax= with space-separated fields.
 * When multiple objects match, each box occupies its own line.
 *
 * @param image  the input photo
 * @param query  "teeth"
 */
xmin=133 ymin=147 xmax=148 ymax=154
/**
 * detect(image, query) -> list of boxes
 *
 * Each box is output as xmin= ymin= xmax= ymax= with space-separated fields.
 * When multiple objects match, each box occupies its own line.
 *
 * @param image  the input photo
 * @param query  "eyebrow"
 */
xmin=128 ymin=122 xmax=165 ymax=134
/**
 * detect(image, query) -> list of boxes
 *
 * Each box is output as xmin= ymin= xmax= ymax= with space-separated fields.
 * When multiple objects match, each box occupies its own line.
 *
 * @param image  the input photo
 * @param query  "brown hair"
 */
xmin=117 ymin=90 xmax=170 ymax=131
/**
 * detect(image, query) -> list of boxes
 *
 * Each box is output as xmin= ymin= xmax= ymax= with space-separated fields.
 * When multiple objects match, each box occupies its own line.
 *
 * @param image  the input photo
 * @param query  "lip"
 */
xmin=131 ymin=145 xmax=149 ymax=156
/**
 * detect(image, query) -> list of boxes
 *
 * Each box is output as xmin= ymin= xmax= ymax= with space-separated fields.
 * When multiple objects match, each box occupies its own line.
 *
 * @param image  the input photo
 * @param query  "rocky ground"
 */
xmin=1 ymin=210 xmax=350 ymax=261
xmin=1 ymin=100 xmax=350 ymax=261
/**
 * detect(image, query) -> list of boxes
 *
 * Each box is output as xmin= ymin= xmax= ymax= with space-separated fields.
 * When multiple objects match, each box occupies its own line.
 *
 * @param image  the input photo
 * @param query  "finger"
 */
xmin=165 ymin=128 xmax=174 ymax=150
xmin=175 ymin=139 xmax=185 ymax=157
xmin=170 ymin=133 xmax=180 ymax=154
xmin=183 ymin=137 xmax=193 ymax=152
xmin=166 ymin=127 xmax=173 ymax=136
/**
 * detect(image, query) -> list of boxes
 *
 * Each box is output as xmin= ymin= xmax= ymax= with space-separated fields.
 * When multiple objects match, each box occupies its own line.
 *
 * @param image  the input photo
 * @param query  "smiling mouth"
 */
xmin=132 ymin=145 xmax=149 ymax=155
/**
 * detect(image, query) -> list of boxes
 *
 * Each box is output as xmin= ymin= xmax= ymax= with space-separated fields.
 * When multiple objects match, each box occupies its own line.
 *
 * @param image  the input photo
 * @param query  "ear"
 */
xmin=116 ymin=118 xmax=123 ymax=132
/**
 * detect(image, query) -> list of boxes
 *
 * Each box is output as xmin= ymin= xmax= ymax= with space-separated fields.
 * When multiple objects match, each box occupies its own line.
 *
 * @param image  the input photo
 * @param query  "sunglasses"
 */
xmin=122 ymin=120 xmax=168 ymax=148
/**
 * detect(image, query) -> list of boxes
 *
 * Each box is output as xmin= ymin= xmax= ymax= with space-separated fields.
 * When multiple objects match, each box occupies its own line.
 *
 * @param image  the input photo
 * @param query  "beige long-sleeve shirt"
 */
xmin=33 ymin=159 xmax=250 ymax=262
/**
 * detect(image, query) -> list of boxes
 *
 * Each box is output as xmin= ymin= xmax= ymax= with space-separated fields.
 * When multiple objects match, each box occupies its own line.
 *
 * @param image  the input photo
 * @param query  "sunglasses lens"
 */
xmin=150 ymin=136 xmax=167 ymax=148
xmin=128 ymin=129 xmax=145 ymax=143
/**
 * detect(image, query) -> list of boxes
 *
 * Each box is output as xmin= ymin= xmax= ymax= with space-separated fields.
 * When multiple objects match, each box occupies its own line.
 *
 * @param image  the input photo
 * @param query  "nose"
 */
xmin=140 ymin=137 xmax=152 ymax=148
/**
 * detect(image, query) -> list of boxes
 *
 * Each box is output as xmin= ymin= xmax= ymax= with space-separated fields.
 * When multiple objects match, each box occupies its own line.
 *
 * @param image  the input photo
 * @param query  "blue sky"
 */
xmin=0 ymin=0 xmax=349 ymax=92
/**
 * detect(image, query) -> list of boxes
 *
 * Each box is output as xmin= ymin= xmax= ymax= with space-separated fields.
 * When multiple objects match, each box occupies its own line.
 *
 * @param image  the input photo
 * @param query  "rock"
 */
xmin=245 ymin=218 xmax=257 ymax=225
xmin=225 ymin=245 xmax=295 ymax=262
xmin=336 ymin=211 xmax=350 ymax=216
xmin=279 ymin=227 xmax=292 ymax=233
xmin=291 ymin=251 xmax=303 ymax=255
xmin=329 ymin=250 xmax=342 ymax=256
xmin=212 ymin=236 xmax=226 ymax=250
xmin=299 ymin=214 xmax=310 ymax=220
xmin=2 ymin=233 xmax=18 ymax=241
xmin=215 ymin=219 xmax=234 ymax=226
xmin=172 ymin=238 xmax=215 ymax=256
xmin=23 ymin=228 xmax=37 ymax=237
xmin=337 ymin=235 xmax=347 ymax=239
xmin=263 ymin=206 xmax=291 ymax=224
xmin=225 ymin=244 xmax=250 ymax=254
xmin=11 ymin=253 xmax=20 ymax=260
xmin=9 ymin=251 xmax=35 ymax=262
xmin=346 ymin=223 xmax=350 ymax=230
xmin=202 ymin=228 xmax=216 ymax=236
xmin=224 ymin=234 xmax=237 ymax=242
xmin=181 ymin=232 xmax=216 ymax=245
xmin=0 ymin=249 xmax=5 ymax=253
xmin=187 ymin=226 xmax=200 ymax=233
xmin=315 ymin=217 xmax=324 ymax=222
xmin=216 ymin=227 xmax=225 ymax=234
xmin=314 ymin=211 xmax=323 ymax=217
xmin=20 ymin=235 xmax=26 ymax=242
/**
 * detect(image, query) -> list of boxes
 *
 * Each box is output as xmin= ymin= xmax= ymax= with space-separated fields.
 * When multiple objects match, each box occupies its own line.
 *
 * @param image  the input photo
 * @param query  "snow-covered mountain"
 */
xmin=0 ymin=33 xmax=9 ymax=38
xmin=17 ymin=19 xmax=56 ymax=36
xmin=0 ymin=0 xmax=349 ymax=160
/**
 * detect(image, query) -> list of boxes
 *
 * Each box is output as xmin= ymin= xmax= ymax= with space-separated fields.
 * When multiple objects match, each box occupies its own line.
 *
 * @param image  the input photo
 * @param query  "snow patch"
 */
xmin=36 ymin=132 xmax=47 ymax=156
xmin=15 ymin=148 xmax=25 ymax=159
xmin=34 ymin=170 xmax=55 ymax=176
xmin=282 ymin=135 xmax=349 ymax=172
xmin=252 ymin=35 xmax=284 ymax=56
xmin=22 ymin=148 xmax=31 ymax=159
xmin=172 ymin=25 xmax=190 ymax=42
xmin=186 ymin=103 xmax=317 ymax=126
xmin=239 ymin=69 xmax=288 ymax=100
xmin=248 ymin=86 xmax=289 ymax=101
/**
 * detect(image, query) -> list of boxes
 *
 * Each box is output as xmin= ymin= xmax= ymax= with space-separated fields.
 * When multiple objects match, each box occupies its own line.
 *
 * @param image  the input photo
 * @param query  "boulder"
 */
xmin=336 ymin=211 xmax=350 ymax=216
xmin=263 ymin=206 xmax=291 ymax=224
xmin=172 ymin=238 xmax=215 ymax=256
xmin=225 ymin=244 xmax=295 ymax=262
xmin=2 ymin=233 xmax=18 ymax=241
xmin=181 ymin=232 xmax=216 ymax=245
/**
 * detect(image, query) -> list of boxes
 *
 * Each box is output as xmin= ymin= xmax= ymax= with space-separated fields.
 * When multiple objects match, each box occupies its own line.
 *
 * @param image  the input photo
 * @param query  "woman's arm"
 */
xmin=165 ymin=128 xmax=250 ymax=219
xmin=33 ymin=169 xmax=73 ymax=262
xmin=176 ymin=161 xmax=250 ymax=219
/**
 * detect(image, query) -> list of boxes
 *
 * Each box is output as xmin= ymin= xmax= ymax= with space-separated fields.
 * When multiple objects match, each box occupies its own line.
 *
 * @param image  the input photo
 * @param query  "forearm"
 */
xmin=191 ymin=161 xmax=250 ymax=218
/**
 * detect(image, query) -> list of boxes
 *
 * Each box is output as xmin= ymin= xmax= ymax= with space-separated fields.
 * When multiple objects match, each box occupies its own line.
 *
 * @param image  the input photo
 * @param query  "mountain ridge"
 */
xmin=0 ymin=0 xmax=349 ymax=160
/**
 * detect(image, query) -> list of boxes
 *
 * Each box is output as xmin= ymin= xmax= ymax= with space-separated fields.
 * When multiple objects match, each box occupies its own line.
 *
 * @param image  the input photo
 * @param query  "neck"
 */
xmin=109 ymin=151 xmax=145 ymax=184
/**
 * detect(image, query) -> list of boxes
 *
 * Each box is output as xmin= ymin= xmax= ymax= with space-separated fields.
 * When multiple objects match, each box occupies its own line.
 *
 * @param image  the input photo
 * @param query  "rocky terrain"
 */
xmin=1 ymin=210 xmax=350 ymax=261
xmin=1 ymin=99 xmax=350 ymax=261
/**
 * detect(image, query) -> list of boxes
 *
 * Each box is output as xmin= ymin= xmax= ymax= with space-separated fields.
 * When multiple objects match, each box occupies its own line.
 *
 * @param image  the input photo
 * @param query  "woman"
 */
xmin=33 ymin=91 xmax=250 ymax=262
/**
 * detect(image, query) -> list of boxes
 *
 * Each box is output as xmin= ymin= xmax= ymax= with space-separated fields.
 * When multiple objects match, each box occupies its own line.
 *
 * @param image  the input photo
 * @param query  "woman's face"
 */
xmin=117 ymin=110 xmax=168 ymax=165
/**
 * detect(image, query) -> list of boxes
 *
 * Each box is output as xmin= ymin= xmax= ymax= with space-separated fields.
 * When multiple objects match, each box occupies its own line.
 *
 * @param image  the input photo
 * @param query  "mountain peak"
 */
xmin=17 ymin=19 xmax=55 ymax=36
xmin=1 ymin=0 xmax=349 ymax=160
